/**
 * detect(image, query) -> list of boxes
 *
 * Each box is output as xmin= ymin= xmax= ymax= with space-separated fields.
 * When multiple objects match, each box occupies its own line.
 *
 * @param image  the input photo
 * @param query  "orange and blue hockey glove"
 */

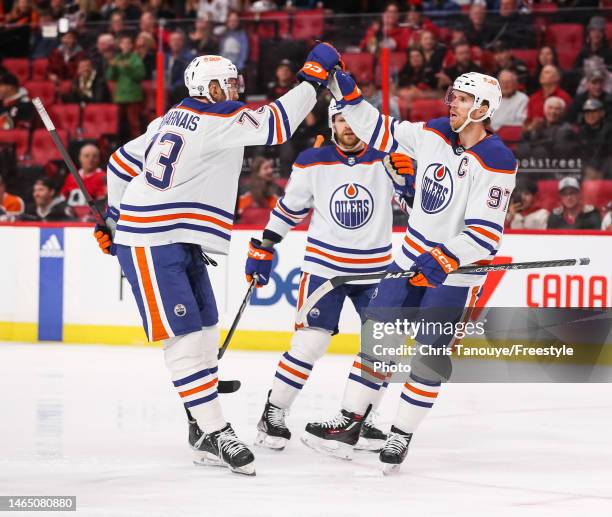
xmin=93 ymin=206 xmax=119 ymax=256
xmin=245 ymin=238 xmax=275 ymax=287
xmin=297 ymin=42 xmax=344 ymax=87
xmin=383 ymin=152 xmax=417 ymax=195
xmin=409 ymin=245 xmax=459 ymax=288
xmin=328 ymin=70 xmax=363 ymax=106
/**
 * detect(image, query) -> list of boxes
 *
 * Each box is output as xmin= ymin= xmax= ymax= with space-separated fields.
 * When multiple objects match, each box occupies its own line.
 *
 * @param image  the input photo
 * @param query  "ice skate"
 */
xmin=355 ymin=413 xmax=387 ymax=452
xmin=195 ymin=423 xmax=256 ymax=476
xmin=380 ymin=426 xmax=413 ymax=475
xmin=255 ymin=391 xmax=291 ymax=450
xmin=301 ymin=409 xmax=366 ymax=460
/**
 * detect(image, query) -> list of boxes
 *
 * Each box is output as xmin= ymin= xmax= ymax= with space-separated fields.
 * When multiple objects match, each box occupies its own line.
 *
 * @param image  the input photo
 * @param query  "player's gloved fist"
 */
xmin=93 ymin=206 xmax=119 ymax=256
xmin=298 ymin=42 xmax=344 ymax=87
xmin=245 ymin=238 xmax=275 ymax=287
xmin=383 ymin=153 xmax=416 ymax=193
xmin=328 ymin=70 xmax=363 ymax=105
xmin=409 ymin=245 xmax=459 ymax=288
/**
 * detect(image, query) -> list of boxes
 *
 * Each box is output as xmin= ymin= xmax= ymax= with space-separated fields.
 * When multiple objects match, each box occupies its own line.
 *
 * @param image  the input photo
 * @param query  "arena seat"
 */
xmin=511 ymin=49 xmax=538 ymax=74
xmin=545 ymin=24 xmax=584 ymax=70
xmin=341 ymin=52 xmax=374 ymax=84
xmin=244 ymin=11 xmax=289 ymax=39
xmin=239 ymin=208 xmax=273 ymax=225
xmin=291 ymin=9 xmax=325 ymax=40
xmin=581 ymin=180 xmax=612 ymax=208
xmin=536 ymin=179 xmax=560 ymax=210
xmin=0 ymin=129 xmax=29 ymax=159
xmin=375 ymin=51 xmax=407 ymax=86
xmin=2 ymin=58 xmax=29 ymax=84
xmin=82 ymin=103 xmax=119 ymax=138
xmin=49 ymin=104 xmax=81 ymax=136
xmin=31 ymin=59 xmax=49 ymax=81
xmin=496 ymin=126 xmax=523 ymax=151
xmin=24 ymin=81 xmax=56 ymax=107
xmin=30 ymin=128 xmax=68 ymax=166
xmin=409 ymin=99 xmax=447 ymax=122
xmin=607 ymin=23 xmax=612 ymax=42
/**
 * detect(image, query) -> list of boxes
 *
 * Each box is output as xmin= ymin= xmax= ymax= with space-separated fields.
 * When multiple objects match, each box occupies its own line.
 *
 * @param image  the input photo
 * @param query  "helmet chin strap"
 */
xmin=452 ymin=105 xmax=489 ymax=134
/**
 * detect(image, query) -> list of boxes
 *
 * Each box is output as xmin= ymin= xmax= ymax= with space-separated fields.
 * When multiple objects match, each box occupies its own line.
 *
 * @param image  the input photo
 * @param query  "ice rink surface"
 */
xmin=1 ymin=343 xmax=612 ymax=517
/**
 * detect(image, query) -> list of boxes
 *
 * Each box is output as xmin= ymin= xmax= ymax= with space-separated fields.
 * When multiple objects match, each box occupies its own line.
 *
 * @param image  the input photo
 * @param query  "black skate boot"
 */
xmin=355 ymin=414 xmax=387 ymax=452
xmin=379 ymin=425 xmax=413 ymax=475
xmin=187 ymin=409 xmax=224 ymax=468
xmin=301 ymin=407 xmax=370 ymax=460
xmin=193 ymin=423 xmax=256 ymax=476
xmin=255 ymin=391 xmax=291 ymax=450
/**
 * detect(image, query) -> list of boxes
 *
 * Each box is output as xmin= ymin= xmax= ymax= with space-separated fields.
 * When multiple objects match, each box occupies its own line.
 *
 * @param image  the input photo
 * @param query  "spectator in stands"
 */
xmin=108 ymin=12 xmax=129 ymax=39
xmin=0 ymin=175 xmax=25 ymax=219
xmin=418 ymin=30 xmax=446 ymax=76
xmin=47 ymin=30 xmax=86 ymax=84
xmin=398 ymin=48 xmax=437 ymax=94
xmin=89 ymin=33 xmax=116 ymax=78
xmin=491 ymin=40 xmax=529 ymax=86
xmin=193 ymin=0 xmax=236 ymax=23
xmin=135 ymin=32 xmax=156 ymax=80
xmin=21 ymin=177 xmax=75 ymax=222
xmin=63 ymin=58 xmax=111 ymax=103
xmin=103 ymin=0 xmax=142 ymax=21
xmin=504 ymin=180 xmax=549 ymax=230
xmin=566 ymin=70 xmax=612 ymax=124
xmin=48 ymin=0 xmax=65 ymax=20
xmin=146 ymin=0 xmax=176 ymax=20
xmin=165 ymin=31 xmax=195 ymax=90
xmin=462 ymin=1 xmax=494 ymax=48
xmin=361 ymin=81 xmax=401 ymax=119
xmin=188 ymin=14 xmax=219 ymax=55
xmin=0 ymin=0 xmax=37 ymax=57
xmin=575 ymin=99 xmax=612 ymax=180
xmin=574 ymin=16 xmax=612 ymax=70
xmin=403 ymin=4 xmax=437 ymax=39
xmin=491 ymin=70 xmax=528 ymax=131
xmin=139 ymin=10 xmax=169 ymax=48
xmin=0 ymin=73 xmax=34 ymax=130
xmin=519 ymin=96 xmax=575 ymax=159
xmin=576 ymin=56 xmax=612 ymax=96
xmin=266 ymin=59 xmax=297 ymax=100
xmin=601 ymin=201 xmax=612 ymax=231
xmin=218 ymin=10 xmax=248 ymax=72
xmin=526 ymin=65 xmax=572 ymax=124
xmin=422 ymin=0 xmax=460 ymax=27
xmin=527 ymin=46 xmax=558 ymax=94
xmin=238 ymin=157 xmax=281 ymax=218
xmin=5 ymin=0 xmax=39 ymax=26
xmin=489 ymin=0 xmax=535 ymax=49
xmin=360 ymin=1 xmax=409 ymax=53
xmin=436 ymin=42 xmax=484 ymax=88
xmin=31 ymin=9 xmax=61 ymax=58
xmin=61 ymin=143 xmax=107 ymax=206
xmin=106 ymin=33 xmax=145 ymax=141
xmin=547 ymin=177 xmax=601 ymax=230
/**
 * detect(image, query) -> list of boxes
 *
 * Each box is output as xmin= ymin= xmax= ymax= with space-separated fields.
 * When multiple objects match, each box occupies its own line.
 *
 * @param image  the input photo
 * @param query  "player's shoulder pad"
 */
xmin=362 ymin=147 xmax=387 ymax=162
xmin=423 ymin=117 xmax=454 ymax=143
xmin=293 ymin=145 xmax=339 ymax=168
xmin=467 ymin=134 xmax=517 ymax=174
xmin=178 ymin=97 xmax=246 ymax=116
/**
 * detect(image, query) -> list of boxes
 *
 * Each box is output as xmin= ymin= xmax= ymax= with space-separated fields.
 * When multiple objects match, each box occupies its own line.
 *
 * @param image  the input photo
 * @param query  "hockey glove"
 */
xmin=94 ymin=206 xmax=119 ymax=256
xmin=328 ymin=70 xmax=363 ymax=106
xmin=409 ymin=245 xmax=459 ymax=288
xmin=297 ymin=42 xmax=344 ymax=87
xmin=383 ymin=153 xmax=416 ymax=194
xmin=245 ymin=238 xmax=275 ymax=287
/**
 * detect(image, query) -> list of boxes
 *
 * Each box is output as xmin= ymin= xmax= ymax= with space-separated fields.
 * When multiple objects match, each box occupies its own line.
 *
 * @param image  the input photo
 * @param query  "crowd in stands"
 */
xmin=0 ymin=0 xmax=611 ymax=231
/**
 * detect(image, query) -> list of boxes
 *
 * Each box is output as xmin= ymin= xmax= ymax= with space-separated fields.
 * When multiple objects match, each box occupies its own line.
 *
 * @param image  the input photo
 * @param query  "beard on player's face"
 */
xmin=336 ymin=130 xmax=361 ymax=148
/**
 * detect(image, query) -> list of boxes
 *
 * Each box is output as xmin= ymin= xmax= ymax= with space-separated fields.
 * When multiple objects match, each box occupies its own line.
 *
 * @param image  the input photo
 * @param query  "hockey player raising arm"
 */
xmin=310 ymin=71 xmax=517 ymax=473
xmin=92 ymin=44 xmax=345 ymax=476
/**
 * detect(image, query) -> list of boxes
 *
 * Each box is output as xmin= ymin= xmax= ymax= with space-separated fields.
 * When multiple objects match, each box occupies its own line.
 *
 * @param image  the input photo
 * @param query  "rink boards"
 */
xmin=0 ymin=224 xmax=609 ymax=352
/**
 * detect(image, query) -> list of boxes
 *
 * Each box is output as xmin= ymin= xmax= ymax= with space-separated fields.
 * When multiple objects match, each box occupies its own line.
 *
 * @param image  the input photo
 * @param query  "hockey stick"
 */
xmin=32 ymin=98 xmax=106 ymax=226
xmin=295 ymin=257 xmax=591 ymax=325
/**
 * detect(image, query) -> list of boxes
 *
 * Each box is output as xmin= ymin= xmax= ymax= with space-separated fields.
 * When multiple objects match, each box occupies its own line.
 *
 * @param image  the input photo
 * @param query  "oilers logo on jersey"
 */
xmin=421 ymin=163 xmax=453 ymax=214
xmin=329 ymin=183 xmax=373 ymax=229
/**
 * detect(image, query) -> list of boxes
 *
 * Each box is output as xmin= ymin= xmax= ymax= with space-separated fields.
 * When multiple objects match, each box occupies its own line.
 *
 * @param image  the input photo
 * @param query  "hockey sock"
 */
xmin=393 ymin=373 xmax=441 ymax=433
xmin=270 ymin=328 xmax=331 ymax=409
xmin=341 ymin=352 xmax=388 ymax=415
xmin=163 ymin=327 xmax=226 ymax=434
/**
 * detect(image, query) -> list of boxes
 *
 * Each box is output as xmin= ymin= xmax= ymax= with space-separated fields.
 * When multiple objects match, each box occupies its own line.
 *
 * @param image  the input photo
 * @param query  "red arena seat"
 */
xmin=31 ymin=59 xmax=49 ymax=81
xmin=341 ymin=53 xmax=374 ymax=84
xmin=49 ymin=104 xmax=81 ymax=136
xmin=511 ymin=49 xmax=539 ymax=74
xmin=291 ymin=9 xmax=325 ymax=40
xmin=545 ymin=24 xmax=584 ymax=70
xmin=536 ymin=179 xmax=561 ymax=210
xmin=24 ymin=81 xmax=57 ymax=107
xmin=581 ymin=180 xmax=612 ymax=208
xmin=82 ymin=103 xmax=119 ymax=138
xmin=496 ymin=125 xmax=523 ymax=150
xmin=0 ymin=129 xmax=29 ymax=159
xmin=239 ymin=208 xmax=273 ymax=226
xmin=409 ymin=99 xmax=447 ymax=122
xmin=2 ymin=58 xmax=29 ymax=84
xmin=375 ymin=51 xmax=407 ymax=86
xmin=244 ymin=11 xmax=289 ymax=39
xmin=31 ymin=128 xmax=68 ymax=165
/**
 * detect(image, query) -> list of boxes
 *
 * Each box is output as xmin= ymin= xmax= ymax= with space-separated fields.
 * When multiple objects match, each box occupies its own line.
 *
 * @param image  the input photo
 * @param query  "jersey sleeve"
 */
xmin=264 ymin=166 xmax=313 ymax=238
xmin=443 ymin=155 xmax=517 ymax=265
xmin=209 ymin=82 xmax=317 ymax=149
xmin=341 ymin=100 xmax=425 ymax=157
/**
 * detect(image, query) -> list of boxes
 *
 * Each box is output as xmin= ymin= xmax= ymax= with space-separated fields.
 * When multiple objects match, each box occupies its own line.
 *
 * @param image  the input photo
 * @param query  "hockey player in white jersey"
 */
xmin=244 ymin=99 xmax=414 ymax=457
xmin=93 ymin=44 xmax=345 ymax=475
xmin=301 ymin=70 xmax=517 ymax=472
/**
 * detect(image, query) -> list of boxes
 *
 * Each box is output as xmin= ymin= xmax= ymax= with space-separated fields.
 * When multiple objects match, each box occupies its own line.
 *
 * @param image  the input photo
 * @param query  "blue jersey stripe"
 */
xmin=401 ymin=245 xmax=418 ymax=262
xmin=304 ymin=256 xmax=388 ymax=274
xmin=278 ymin=198 xmax=309 ymax=216
xmin=400 ymin=392 xmax=433 ymax=408
xmin=369 ymin=115 xmax=383 ymax=148
xmin=266 ymin=107 xmax=274 ymax=146
xmin=119 ymin=147 xmax=143 ymax=169
xmin=116 ymin=223 xmax=231 ymax=241
xmin=464 ymin=218 xmax=503 ymax=233
xmin=271 ymin=209 xmax=297 ymax=227
xmin=407 ymin=226 xmax=439 ymax=248
xmin=107 ymin=163 xmax=133 ymax=183
xmin=283 ymin=352 xmax=313 ymax=370
xmin=307 ymin=236 xmax=392 ymax=255
xmin=173 ymin=368 xmax=211 ymax=387
xmin=185 ymin=392 xmax=218 ymax=408
xmin=275 ymin=372 xmax=303 ymax=389
xmin=389 ymin=119 xmax=398 ymax=153
xmin=120 ymin=201 xmax=234 ymax=220
xmin=274 ymin=99 xmax=291 ymax=140
xmin=348 ymin=373 xmax=381 ymax=391
xmin=464 ymin=230 xmax=496 ymax=253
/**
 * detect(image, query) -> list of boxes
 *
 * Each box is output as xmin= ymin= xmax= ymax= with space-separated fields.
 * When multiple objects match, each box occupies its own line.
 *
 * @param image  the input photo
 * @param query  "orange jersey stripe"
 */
xmin=404 ymin=235 xmax=425 ymax=254
xmin=353 ymin=361 xmax=386 ymax=381
xmin=469 ymin=225 xmax=500 ymax=242
xmin=179 ymin=377 xmax=218 ymax=398
xmin=278 ymin=361 xmax=309 ymax=380
xmin=112 ymin=152 xmax=139 ymax=177
xmin=121 ymin=212 xmax=233 ymax=230
xmin=404 ymin=383 xmax=439 ymax=398
xmin=305 ymin=246 xmax=391 ymax=265
xmin=380 ymin=115 xmax=390 ymax=150
xmin=297 ymin=272 xmax=309 ymax=310
xmin=269 ymin=104 xmax=283 ymax=144
xmin=135 ymin=248 xmax=169 ymax=341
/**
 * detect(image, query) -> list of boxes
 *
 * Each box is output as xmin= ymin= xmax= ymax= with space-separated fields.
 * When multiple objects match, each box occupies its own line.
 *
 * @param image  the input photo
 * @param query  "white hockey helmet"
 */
xmin=444 ymin=72 xmax=502 ymax=132
xmin=328 ymin=98 xmax=343 ymax=144
xmin=184 ymin=55 xmax=244 ymax=101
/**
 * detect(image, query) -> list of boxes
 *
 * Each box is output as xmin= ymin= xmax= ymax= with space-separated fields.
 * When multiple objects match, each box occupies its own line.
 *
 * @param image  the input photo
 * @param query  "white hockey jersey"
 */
xmin=266 ymin=145 xmax=401 ymax=280
xmin=341 ymin=101 xmax=517 ymax=287
xmin=109 ymin=82 xmax=317 ymax=254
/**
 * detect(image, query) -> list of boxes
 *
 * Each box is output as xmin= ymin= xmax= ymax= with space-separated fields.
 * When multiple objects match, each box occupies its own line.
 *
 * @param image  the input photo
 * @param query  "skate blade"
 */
xmin=382 ymin=463 xmax=401 ymax=476
xmin=354 ymin=437 xmax=386 ymax=452
xmin=300 ymin=432 xmax=354 ymax=460
xmin=255 ymin=430 xmax=288 ymax=451
xmin=192 ymin=449 xmax=224 ymax=468
xmin=230 ymin=461 xmax=256 ymax=476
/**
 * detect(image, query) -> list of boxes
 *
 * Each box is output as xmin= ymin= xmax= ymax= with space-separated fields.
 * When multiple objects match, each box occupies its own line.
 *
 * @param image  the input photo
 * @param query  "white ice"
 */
xmin=1 ymin=343 xmax=611 ymax=517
